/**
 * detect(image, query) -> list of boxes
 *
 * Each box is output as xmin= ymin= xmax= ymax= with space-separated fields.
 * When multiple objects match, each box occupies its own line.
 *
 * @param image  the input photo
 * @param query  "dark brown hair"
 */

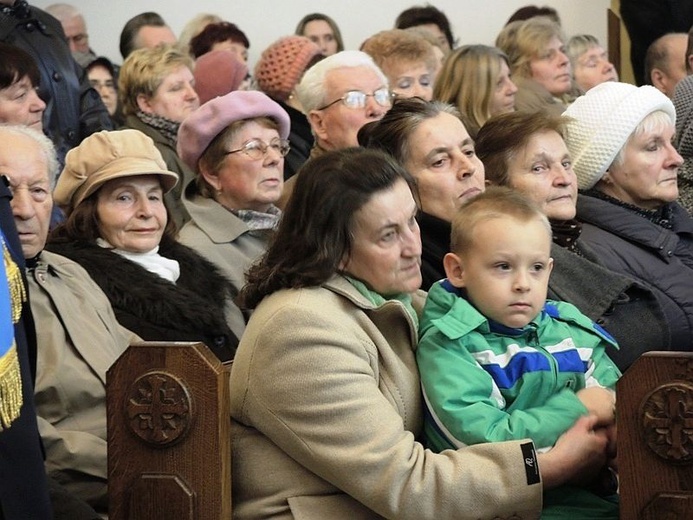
xmin=238 ymin=148 xmax=416 ymax=309
xmin=190 ymin=22 xmax=250 ymax=58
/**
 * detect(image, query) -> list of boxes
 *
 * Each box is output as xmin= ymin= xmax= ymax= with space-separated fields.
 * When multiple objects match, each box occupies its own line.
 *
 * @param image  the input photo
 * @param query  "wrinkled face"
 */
xmin=303 ymin=19 xmax=338 ymax=56
xmin=341 ymin=178 xmax=422 ymax=296
xmin=604 ymin=121 xmax=682 ymax=210
xmin=138 ymin=65 xmax=199 ymax=123
xmin=387 ymin=60 xmax=433 ymax=101
xmin=405 ymin=112 xmax=485 ymax=222
xmin=96 ymin=175 xmax=167 ymax=253
xmin=211 ymin=40 xmax=249 ymax=62
xmin=573 ymin=45 xmax=618 ymax=92
xmin=310 ymin=65 xmax=389 ymax=150
xmin=445 ymin=216 xmax=553 ymax=329
xmin=202 ymin=120 xmax=284 ymax=212
xmin=529 ymin=36 xmax=572 ymax=96
xmin=61 ymin=15 xmax=89 ymax=53
xmin=506 ymin=130 xmax=577 ymax=221
xmin=0 ymin=75 xmax=45 ymax=131
xmin=489 ymin=60 xmax=518 ymax=116
xmin=88 ymin=65 xmax=117 ymax=116
xmin=136 ymin=25 xmax=177 ymax=50
xmin=4 ymin=132 xmax=52 ymax=259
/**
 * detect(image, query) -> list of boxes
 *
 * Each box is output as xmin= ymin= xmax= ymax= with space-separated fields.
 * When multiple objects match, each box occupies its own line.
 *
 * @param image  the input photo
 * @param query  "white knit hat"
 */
xmin=564 ymin=82 xmax=676 ymax=189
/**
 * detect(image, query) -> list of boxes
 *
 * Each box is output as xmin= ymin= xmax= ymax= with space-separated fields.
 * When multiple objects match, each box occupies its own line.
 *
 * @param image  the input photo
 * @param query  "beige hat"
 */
xmin=54 ymin=129 xmax=179 ymax=211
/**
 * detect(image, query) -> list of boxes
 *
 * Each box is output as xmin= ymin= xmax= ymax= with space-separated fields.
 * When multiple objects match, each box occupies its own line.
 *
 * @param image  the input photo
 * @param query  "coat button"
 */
xmin=52 ymin=71 xmax=62 ymax=82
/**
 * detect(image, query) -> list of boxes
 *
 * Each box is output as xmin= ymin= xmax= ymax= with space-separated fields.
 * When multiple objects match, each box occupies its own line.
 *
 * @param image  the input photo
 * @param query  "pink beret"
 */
xmin=177 ymin=90 xmax=291 ymax=171
xmin=193 ymin=49 xmax=249 ymax=105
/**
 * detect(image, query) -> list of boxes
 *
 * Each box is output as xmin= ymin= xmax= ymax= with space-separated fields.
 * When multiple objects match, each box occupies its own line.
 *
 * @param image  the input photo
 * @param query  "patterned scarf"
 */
xmin=0 ymin=232 xmax=24 ymax=430
xmin=136 ymin=110 xmax=180 ymax=146
xmin=230 ymin=205 xmax=281 ymax=236
xmin=550 ymin=219 xmax=582 ymax=254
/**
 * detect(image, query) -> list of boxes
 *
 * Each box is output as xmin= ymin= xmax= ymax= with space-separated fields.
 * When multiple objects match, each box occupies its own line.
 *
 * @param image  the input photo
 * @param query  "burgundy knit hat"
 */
xmin=177 ymin=90 xmax=291 ymax=171
xmin=254 ymin=36 xmax=322 ymax=101
xmin=193 ymin=49 xmax=249 ymax=105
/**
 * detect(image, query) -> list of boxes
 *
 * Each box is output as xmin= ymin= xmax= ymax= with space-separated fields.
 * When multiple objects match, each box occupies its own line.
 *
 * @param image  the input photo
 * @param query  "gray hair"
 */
xmin=44 ymin=3 xmax=82 ymax=22
xmin=296 ymin=50 xmax=388 ymax=112
xmin=565 ymin=34 xmax=600 ymax=68
xmin=0 ymin=125 xmax=59 ymax=189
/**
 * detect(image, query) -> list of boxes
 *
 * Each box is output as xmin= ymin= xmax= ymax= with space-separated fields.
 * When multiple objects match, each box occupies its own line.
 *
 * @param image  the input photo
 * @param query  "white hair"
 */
xmin=0 ymin=125 xmax=59 ymax=189
xmin=296 ymin=50 xmax=388 ymax=112
xmin=44 ymin=3 xmax=82 ymax=22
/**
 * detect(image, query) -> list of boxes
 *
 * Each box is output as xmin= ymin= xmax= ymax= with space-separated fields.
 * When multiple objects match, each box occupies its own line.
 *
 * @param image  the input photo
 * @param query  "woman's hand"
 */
xmin=576 ymin=387 xmax=616 ymax=426
xmin=538 ymin=415 xmax=608 ymax=490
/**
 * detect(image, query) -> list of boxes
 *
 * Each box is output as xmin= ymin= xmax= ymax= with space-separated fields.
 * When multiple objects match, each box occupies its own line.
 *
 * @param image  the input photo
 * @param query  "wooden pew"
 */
xmin=617 ymin=351 xmax=693 ymax=519
xmin=107 ymin=342 xmax=232 ymax=519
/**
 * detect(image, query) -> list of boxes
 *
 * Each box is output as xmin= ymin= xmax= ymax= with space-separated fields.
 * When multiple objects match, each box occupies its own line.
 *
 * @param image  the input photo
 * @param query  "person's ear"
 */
xmin=308 ymin=110 xmax=329 ymax=142
xmin=443 ymin=252 xmax=466 ymax=288
xmin=650 ymin=68 xmax=667 ymax=94
xmin=136 ymin=93 xmax=154 ymax=114
xmin=199 ymin=164 xmax=221 ymax=192
xmin=547 ymin=256 xmax=554 ymax=276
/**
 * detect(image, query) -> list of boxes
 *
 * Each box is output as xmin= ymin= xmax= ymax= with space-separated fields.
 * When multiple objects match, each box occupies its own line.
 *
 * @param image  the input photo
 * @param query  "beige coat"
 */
xmin=179 ymin=183 xmax=270 ymax=338
xmin=29 ymin=251 xmax=138 ymax=512
xmin=230 ymin=275 xmax=543 ymax=520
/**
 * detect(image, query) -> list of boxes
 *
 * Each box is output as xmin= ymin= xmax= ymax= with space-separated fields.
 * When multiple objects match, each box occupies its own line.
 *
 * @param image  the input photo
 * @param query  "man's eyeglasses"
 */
xmin=318 ymin=87 xmax=394 ymax=110
xmin=224 ymin=138 xmax=291 ymax=161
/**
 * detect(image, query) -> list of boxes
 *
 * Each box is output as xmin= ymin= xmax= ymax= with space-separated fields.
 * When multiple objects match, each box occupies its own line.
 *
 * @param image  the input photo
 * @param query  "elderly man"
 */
xmin=645 ymin=32 xmax=688 ymax=98
xmin=278 ymin=50 xmax=391 ymax=207
xmin=4 ymin=124 xmax=137 ymax=516
xmin=44 ymin=3 xmax=96 ymax=67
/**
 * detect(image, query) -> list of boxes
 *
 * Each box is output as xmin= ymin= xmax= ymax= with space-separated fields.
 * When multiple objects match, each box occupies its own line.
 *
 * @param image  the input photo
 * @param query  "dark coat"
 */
xmin=418 ymin=210 xmax=670 ymax=370
xmin=418 ymin=211 xmax=450 ymax=292
xmin=0 ymin=176 xmax=52 ymax=519
xmin=577 ymin=193 xmax=693 ymax=350
xmin=0 ymin=1 xmax=112 ymax=165
xmin=47 ymin=236 xmax=239 ymax=362
xmin=277 ymin=100 xmax=314 ymax=180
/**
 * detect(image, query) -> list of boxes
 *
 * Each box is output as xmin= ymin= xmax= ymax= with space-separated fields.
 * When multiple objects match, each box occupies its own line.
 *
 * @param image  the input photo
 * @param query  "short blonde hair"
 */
xmin=434 ymin=45 xmax=510 ymax=138
xmin=496 ymin=17 xmax=565 ymax=79
xmin=361 ymin=29 xmax=437 ymax=77
xmin=451 ymin=186 xmax=551 ymax=255
xmin=118 ymin=44 xmax=194 ymax=116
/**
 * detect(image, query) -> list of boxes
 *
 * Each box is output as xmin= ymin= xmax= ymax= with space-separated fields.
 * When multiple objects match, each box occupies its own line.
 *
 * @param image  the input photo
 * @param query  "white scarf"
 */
xmin=96 ymin=238 xmax=180 ymax=283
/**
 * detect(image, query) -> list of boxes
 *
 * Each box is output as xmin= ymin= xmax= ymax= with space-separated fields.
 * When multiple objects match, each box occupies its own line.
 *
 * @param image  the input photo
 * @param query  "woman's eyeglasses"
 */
xmin=224 ymin=138 xmax=291 ymax=161
xmin=318 ymin=88 xmax=394 ymax=110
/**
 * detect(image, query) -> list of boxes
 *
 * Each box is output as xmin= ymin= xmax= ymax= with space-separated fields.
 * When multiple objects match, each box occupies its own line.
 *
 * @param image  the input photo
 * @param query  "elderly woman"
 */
xmin=255 ymin=36 xmax=323 ymax=179
xmin=0 ymin=43 xmax=46 ymax=130
xmin=474 ymin=109 xmax=670 ymax=369
xmin=361 ymin=29 xmax=438 ymax=100
xmin=48 ymin=129 xmax=241 ymax=361
xmin=230 ymin=146 xmax=611 ymax=519
xmin=295 ymin=12 xmax=344 ymax=57
xmin=565 ymin=35 xmax=618 ymax=93
xmin=176 ymin=90 xmax=289 ymax=301
xmin=119 ymin=44 xmax=200 ymax=227
xmin=496 ymin=16 xmax=573 ymax=115
xmin=563 ymin=82 xmax=693 ymax=350
xmin=434 ymin=44 xmax=518 ymax=138
xmin=358 ymin=97 xmax=485 ymax=290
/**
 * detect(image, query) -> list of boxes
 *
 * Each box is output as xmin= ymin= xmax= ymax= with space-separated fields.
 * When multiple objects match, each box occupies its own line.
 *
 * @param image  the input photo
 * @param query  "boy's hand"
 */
xmin=576 ymin=387 xmax=616 ymax=426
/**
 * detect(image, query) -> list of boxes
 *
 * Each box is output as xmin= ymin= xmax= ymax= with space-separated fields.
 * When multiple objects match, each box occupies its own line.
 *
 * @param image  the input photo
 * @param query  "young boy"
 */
xmin=417 ymin=187 xmax=620 ymax=518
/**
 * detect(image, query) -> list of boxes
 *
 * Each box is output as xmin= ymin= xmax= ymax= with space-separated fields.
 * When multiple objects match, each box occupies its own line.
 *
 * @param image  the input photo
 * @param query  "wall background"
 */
xmin=31 ymin=0 xmax=611 ymax=68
